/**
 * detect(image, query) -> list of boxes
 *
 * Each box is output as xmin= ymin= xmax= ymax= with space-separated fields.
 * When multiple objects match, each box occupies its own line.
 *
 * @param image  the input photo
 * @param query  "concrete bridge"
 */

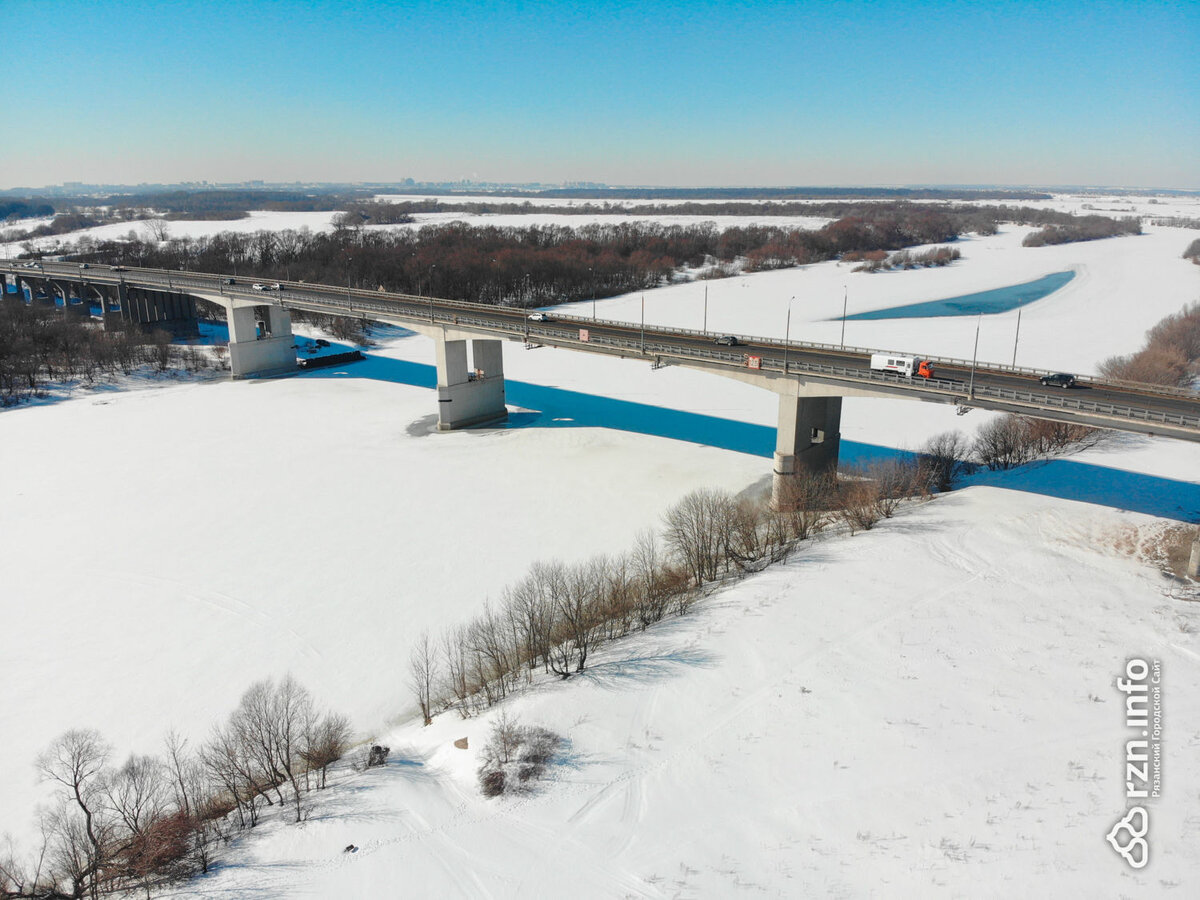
xmin=4 ymin=261 xmax=1199 ymax=513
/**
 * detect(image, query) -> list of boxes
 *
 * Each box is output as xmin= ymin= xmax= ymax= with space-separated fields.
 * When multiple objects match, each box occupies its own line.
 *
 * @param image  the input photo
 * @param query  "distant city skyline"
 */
xmin=3 ymin=0 xmax=1197 ymax=191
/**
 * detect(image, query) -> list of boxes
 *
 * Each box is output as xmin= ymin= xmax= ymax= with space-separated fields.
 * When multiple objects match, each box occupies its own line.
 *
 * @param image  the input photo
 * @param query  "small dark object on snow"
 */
xmin=296 ymin=350 xmax=364 ymax=370
xmin=454 ymin=737 xmax=469 ymax=750
xmin=367 ymin=745 xmax=389 ymax=767
xmin=343 ymin=844 xmax=358 ymax=854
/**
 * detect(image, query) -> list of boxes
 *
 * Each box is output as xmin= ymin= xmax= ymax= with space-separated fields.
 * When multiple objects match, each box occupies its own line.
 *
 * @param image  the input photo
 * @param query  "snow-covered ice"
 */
xmin=2 ymin=196 xmax=1198 ymax=895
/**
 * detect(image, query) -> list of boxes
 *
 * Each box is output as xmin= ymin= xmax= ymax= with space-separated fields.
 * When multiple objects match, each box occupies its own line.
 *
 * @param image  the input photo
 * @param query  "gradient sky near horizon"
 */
xmin=2 ymin=0 xmax=1197 ymax=190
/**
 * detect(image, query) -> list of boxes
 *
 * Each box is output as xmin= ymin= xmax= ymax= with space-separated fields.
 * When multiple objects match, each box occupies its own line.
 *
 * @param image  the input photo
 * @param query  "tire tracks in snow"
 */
xmin=101 ymin=570 xmax=325 ymax=662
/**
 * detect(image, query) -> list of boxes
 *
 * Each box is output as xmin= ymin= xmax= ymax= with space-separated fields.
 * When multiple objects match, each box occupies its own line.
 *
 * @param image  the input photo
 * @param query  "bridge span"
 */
xmin=4 ymin=259 xmax=1198 ymax=507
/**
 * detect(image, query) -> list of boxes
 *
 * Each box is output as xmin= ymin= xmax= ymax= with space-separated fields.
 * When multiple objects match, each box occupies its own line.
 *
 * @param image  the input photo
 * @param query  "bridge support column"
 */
xmin=227 ymin=304 xmax=295 ymax=378
xmin=772 ymin=395 xmax=842 ymax=507
xmin=1188 ymin=529 xmax=1200 ymax=580
xmin=435 ymin=337 xmax=507 ymax=430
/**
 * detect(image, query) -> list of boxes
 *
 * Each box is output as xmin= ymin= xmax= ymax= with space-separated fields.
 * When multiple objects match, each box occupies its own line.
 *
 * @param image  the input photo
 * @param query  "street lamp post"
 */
xmin=968 ymin=314 xmax=981 ymax=398
xmin=640 ymin=294 xmax=646 ymax=355
xmin=429 ymin=264 xmax=437 ymax=322
xmin=703 ymin=284 xmax=708 ymax=333
xmin=589 ymin=266 xmax=595 ymax=320
xmin=840 ymin=285 xmax=848 ymax=348
xmin=1011 ymin=308 xmax=1022 ymax=367
xmin=784 ymin=295 xmax=794 ymax=374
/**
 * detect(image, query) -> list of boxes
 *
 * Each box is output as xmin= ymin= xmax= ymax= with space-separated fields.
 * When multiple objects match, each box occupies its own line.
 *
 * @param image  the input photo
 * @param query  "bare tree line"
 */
xmin=408 ymin=412 xmax=1104 ymax=725
xmin=1099 ymin=300 xmax=1200 ymax=388
xmin=1022 ymin=215 xmax=1141 ymax=246
xmin=25 ymin=201 xmax=1140 ymax=316
xmin=0 ymin=299 xmax=214 ymax=405
xmin=408 ymin=460 xmax=942 ymax=724
xmin=1 ymin=677 xmax=350 ymax=899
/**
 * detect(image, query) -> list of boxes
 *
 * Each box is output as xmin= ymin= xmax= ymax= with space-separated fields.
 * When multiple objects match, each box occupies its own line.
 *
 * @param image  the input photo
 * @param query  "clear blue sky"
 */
xmin=2 ymin=0 xmax=1197 ymax=189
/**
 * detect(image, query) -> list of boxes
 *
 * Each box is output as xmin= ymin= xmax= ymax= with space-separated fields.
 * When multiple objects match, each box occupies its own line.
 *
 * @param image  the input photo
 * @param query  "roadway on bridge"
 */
xmin=5 ymin=260 xmax=1198 ymax=440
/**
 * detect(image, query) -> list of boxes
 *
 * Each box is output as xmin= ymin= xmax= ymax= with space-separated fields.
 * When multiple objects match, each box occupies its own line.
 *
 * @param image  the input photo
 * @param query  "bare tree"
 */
xmin=300 ymin=712 xmax=352 ymax=790
xmin=836 ymin=478 xmax=883 ymax=534
xmin=972 ymin=414 xmax=1033 ymax=470
xmin=408 ymin=631 xmax=438 ymax=726
xmin=37 ymin=730 xmax=112 ymax=900
xmin=663 ymin=488 xmax=734 ymax=585
xmin=919 ymin=430 xmax=972 ymax=493
xmin=141 ymin=219 xmax=170 ymax=242
xmin=630 ymin=529 xmax=670 ymax=628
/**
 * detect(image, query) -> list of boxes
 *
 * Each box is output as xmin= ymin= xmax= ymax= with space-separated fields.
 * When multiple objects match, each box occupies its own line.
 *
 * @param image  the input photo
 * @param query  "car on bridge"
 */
xmin=252 ymin=283 xmax=281 ymax=291
xmin=714 ymin=335 xmax=740 ymax=346
xmin=1040 ymin=372 xmax=1077 ymax=388
xmin=527 ymin=312 xmax=553 ymax=322
xmin=110 ymin=265 xmax=128 ymax=272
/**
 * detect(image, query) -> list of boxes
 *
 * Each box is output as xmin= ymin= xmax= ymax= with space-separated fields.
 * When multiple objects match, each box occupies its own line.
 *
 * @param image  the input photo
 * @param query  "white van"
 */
xmin=870 ymin=353 xmax=934 ymax=379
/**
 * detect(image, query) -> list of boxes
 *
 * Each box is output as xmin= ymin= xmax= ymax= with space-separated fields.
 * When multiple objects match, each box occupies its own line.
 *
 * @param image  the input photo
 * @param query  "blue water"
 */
xmin=843 ymin=271 xmax=1075 ymax=321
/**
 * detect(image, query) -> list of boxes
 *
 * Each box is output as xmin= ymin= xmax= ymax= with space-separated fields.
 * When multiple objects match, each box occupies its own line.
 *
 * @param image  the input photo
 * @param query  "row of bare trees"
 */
xmin=407 ymin=417 xmax=1104 ymax=724
xmin=1099 ymin=300 xmax=1200 ymax=388
xmin=1022 ymin=215 xmax=1141 ymax=246
xmin=0 ymin=299 xmax=216 ymax=404
xmin=1 ymin=677 xmax=350 ymax=899
xmin=853 ymin=246 xmax=963 ymax=272
xmin=38 ymin=206 xmax=1029 ymax=313
xmin=409 ymin=461 xmax=936 ymax=723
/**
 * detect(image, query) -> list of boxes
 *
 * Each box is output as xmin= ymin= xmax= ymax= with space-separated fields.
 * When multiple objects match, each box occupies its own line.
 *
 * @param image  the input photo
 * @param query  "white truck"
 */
xmin=870 ymin=353 xmax=934 ymax=379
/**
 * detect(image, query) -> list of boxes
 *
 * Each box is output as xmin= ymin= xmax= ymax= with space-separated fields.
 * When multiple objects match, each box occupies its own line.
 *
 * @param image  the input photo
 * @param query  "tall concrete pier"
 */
xmin=434 ymin=337 xmax=508 ymax=430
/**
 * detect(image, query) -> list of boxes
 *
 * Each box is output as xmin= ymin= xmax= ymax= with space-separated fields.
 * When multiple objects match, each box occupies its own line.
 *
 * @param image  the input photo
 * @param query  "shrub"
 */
xmin=476 ymin=716 xmax=562 ymax=797
xmin=480 ymin=769 xmax=506 ymax=797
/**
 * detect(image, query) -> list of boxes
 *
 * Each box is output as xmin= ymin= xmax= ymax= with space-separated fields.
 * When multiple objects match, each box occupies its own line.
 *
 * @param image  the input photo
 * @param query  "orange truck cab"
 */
xmin=917 ymin=360 xmax=935 ymax=379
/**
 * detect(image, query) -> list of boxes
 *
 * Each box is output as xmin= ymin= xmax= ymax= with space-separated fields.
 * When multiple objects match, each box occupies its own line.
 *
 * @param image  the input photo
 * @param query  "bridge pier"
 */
xmin=227 ymin=303 xmax=296 ymax=378
xmin=435 ymin=337 xmax=507 ymax=430
xmin=772 ymin=394 xmax=842 ymax=506
xmin=1188 ymin=529 xmax=1200 ymax=580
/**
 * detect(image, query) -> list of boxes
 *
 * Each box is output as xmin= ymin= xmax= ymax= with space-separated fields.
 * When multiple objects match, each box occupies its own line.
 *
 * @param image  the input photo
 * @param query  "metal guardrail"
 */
xmin=5 ymin=262 xmax=1199 ymax=427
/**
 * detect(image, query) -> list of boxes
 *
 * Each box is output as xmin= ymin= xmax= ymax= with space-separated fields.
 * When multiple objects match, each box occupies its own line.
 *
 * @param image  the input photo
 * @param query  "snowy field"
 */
xmin=2 ymin=197 xmax=1199 ymax=895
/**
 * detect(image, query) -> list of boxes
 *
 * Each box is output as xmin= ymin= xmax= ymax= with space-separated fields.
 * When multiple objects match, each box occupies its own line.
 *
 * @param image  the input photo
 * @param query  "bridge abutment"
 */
xmin=1188 ymin=529 xmax=1200 ymax=580
xmin=773 ymin=394 xmax=842 ymax=506
xmin=227 ymin=304 xmax=296 ymax=378
xmin=435 ymin=337 xmax=507 ymax=430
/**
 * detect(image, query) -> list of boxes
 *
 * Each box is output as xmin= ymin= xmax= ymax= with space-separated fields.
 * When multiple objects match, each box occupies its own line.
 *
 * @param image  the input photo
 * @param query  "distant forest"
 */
xmin=24 ymin=203 xmax=1143 ymax=312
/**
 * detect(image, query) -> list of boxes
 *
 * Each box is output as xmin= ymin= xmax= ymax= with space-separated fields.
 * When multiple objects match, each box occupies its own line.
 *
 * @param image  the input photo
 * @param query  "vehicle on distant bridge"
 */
xmin=1040 ymin=372 xmax=1077 ymax=388
xmin=870 ymin=353 xmax=934 ymax=378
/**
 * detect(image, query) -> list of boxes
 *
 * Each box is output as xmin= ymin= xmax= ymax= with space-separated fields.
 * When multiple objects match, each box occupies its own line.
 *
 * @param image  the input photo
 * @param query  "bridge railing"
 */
xmin=7 ymin=262 xmax=1198 ymax=406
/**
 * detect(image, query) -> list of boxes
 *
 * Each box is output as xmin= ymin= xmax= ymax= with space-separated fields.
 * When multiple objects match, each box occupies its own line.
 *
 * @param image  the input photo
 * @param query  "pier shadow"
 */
xmin=298 ymin=351 xmax=908 ymax=466
xmin=303 ymin=350 xmax=1199 ymax=522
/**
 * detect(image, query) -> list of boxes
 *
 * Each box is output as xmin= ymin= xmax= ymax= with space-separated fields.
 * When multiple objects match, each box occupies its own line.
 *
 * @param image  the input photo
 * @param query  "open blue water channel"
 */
xmin=843 ymin=271 xmax=1074 ymax=321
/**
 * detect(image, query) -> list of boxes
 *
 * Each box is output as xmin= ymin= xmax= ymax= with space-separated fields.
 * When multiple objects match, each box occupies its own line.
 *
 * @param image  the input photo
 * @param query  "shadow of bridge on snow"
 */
xmin=303 ymin=351 xmax=1200 ymax=522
